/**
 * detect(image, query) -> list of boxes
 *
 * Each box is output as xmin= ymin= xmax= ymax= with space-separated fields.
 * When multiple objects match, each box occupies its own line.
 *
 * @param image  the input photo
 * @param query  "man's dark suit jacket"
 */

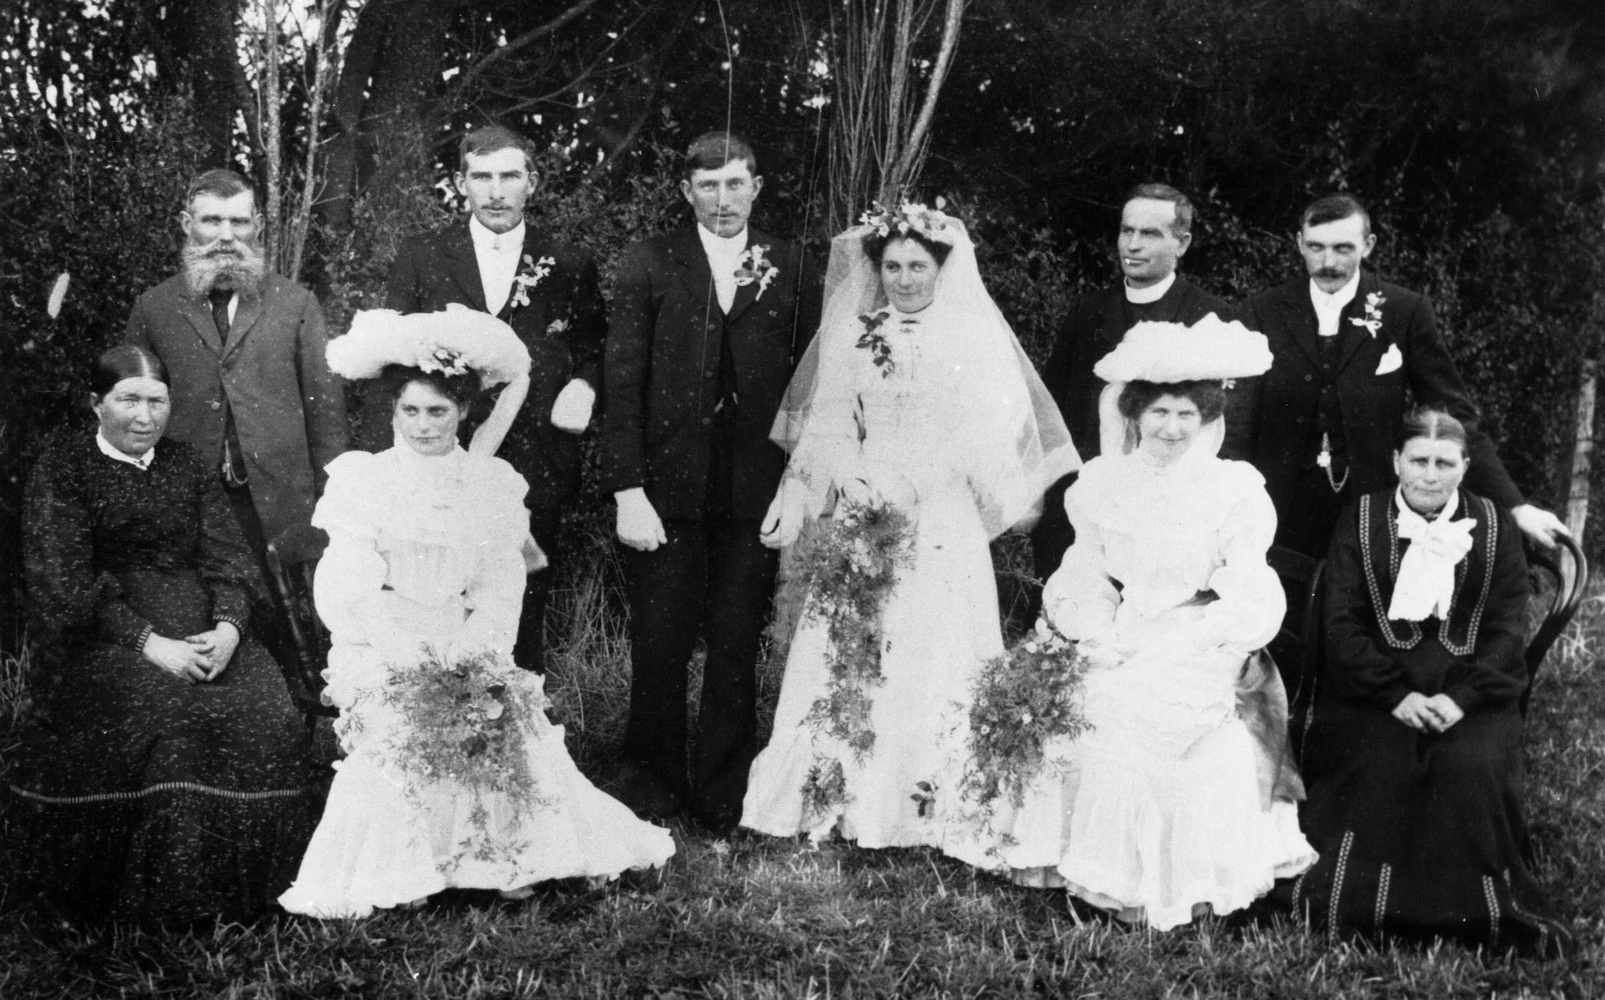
xmin=377 ymin=222 xmax=607 ymax=512
xmin=1031 ymin=275 xmax=1229 ymax=578
xmin=125 ymin=273 xmax=347 ymax=546
xmin=601 ymin=225 xmax=823 ymax=522
xmin=1235 ymin=271 xmax=1523 ymax=533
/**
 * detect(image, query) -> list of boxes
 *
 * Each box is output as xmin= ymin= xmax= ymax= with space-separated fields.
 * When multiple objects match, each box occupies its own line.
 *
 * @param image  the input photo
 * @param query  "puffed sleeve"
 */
xmin=1322 ymin=499 xmax=1415 ymax=710
xmin=310 ymin=453 xmax=391 ymax=648
xmin=785 ymin=323 xmax=868 ymax=517
xmin=23 ymin=441 xmax=153 ymax=652
xmin=459 ymin=458 xmax=532 ymax=652
xmin=947 ymin=329 xmax=1035 ymax=537
xmin=1192 ymin=464 xmax=1285 ymax=652
xmin=1442 ymin=505 xmax=1529 ymax=713
xmin=1041 ymin=466 xmax=1120 ymax=644
xmin=189 ymin=449 xmax=262 ymax=633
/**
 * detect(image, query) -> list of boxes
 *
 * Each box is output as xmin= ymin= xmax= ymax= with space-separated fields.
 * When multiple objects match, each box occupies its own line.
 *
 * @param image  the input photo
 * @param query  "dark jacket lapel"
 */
xmin=669 ymin=225 xmax=718 ymax=310
xmin=223 ymin=290 xmax=264 ymax=360
xmin=178 ymin=288 xmax=224 ymax=356
xmin=1282 ymin=281 xmax=1323 ymax=367
xmin=1096 ymin=285 xmax=1129 ymax=350
xmin=446 ymin=224 xmax=490 ymax=312
xmin=1336 ymin=271 xmax=1383 ymax=373
xmin=724 ymin=228 xmax=765 ymax=325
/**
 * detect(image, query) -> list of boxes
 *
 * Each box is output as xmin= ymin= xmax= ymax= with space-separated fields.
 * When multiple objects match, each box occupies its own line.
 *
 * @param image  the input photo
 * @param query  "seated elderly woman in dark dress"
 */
xmin=1296 ymin=408 xmax=1571 ymax=955
xmin=5 ymin=345 xmax=313 ymax=923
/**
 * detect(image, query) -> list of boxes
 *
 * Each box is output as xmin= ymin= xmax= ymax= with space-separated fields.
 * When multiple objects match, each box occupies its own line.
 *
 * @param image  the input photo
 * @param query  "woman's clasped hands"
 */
xmin=143 ymin=621 xmax=240 ymax=683
xmin=1391 ymin=690 xmax=1465 ymax=733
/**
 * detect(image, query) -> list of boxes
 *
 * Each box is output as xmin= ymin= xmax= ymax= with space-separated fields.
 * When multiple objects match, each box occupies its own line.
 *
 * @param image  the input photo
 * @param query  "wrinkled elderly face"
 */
xmin=393 ymin=381 xmax=464 ymax=457
xmin=1117 ymin=198 xmax=1190 ymax=288
xmin=1299 ymin=213 xmax=1375 ymax=293
xmin=456 ymin=146 xmax=534 ymax=235
xmin=1137 ymin=393 xmax=1203 ymax=465
xmin=1394 ymin=435 xmax=1467 ymax=515
xmin=680 ymin=159 xmax=762 ymax=238
xmin=94 ymin=376 xmax=170 ymax=456
xmin=879 ymin=237 xmax=941 ymax=314
xmin=182 ymin=190 xmax=258 ymax=254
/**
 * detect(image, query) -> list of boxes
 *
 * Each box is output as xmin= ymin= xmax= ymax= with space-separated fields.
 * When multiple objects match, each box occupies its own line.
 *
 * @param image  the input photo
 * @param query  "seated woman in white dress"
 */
xmin=950 ymin=318 xmax=1315 ymax=929
xmin=741 ymin=205 xmax=1080 ymax=847
xmin=279 ymin=308 xmax=673 ymax=918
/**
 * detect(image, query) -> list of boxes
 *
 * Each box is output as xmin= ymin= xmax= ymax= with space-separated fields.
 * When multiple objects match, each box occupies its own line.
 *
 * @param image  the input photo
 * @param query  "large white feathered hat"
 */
xmin=1093 ymin=312 xmax=1272 ymax=384
xmin=326 ymin=304 xmax=530 ymax=387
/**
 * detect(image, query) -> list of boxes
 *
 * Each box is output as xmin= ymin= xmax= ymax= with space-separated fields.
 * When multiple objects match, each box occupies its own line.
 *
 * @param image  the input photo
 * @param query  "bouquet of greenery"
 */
xmin=962 ymin=620 xmax=1091 ymax=818
xmin=380 ymin=645 xmax=543 ymax=812
xmin=789 ymin=497 xmax=914 ymax=818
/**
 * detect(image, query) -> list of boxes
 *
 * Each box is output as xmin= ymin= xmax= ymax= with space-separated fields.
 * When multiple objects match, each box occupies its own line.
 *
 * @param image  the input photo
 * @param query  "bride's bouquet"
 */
xmin=961 ymin=620 xmax=1091 ymax=818
xmin=380 ymin=645 xmax=543 ymax=811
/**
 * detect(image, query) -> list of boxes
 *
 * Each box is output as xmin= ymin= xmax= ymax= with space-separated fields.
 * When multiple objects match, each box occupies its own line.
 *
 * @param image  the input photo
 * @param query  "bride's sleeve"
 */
xmin=950 ymin=338 xmax=1035 ymax=536
xmin=1041 ymin=473 xmax=1120 ymax=644
xmin=311 ymin=454 xmax=390 ymax=648
xmin=785 ymin=326 xmax=864 ymax=517
xmin=1195 ymin=467 xmax=1285 ymax=652
xmin=460 ymin=460 xmax=531 ymax=652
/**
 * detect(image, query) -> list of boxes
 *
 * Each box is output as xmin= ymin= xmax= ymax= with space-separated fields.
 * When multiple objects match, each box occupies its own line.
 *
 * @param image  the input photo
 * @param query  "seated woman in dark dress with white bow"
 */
xmin=1296 ymin=408 xmax=1572 ymax=955
xmin=6 ymin=345 xmax=313 ymax=924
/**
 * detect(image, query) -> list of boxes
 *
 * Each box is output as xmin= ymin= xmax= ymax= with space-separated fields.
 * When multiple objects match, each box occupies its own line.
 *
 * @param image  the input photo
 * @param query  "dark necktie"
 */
xmin=209 ymin=289 xmax=232 ymax=346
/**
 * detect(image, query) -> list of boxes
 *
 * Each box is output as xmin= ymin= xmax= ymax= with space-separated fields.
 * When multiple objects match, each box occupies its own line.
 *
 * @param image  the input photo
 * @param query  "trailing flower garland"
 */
xmin=377 ymin=645 xmax=548 ymax=872
xmin=790 ymin=496 xmax=914 ymax=820
xmin=961 ymin=619 xmax=1090 ymax=821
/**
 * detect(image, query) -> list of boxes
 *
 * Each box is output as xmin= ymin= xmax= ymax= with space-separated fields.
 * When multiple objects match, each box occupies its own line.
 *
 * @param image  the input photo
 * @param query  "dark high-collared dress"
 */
xmin=5 ymin=431 xmax=313 ymax=923
xmin=1295 ymin=488 xmax=1571 ymax=955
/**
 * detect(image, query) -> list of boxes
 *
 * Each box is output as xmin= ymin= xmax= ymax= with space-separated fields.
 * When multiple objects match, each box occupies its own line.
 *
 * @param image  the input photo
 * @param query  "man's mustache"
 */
xmin=1313 ymin=268 xmax=1346 ymax=279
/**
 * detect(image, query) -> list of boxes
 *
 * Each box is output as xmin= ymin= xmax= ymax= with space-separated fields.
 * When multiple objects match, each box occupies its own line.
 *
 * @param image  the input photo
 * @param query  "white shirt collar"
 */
xmin=696 ymin=223 xmax=749 ymax=260
xmin=469 ymin=215 xmax=525 ymax=253
xmin=1309 ymin=270 xmax=1362 ymax=336
xmin=1125 ymin=270 xmax=1176 ymax=305
xmin=97 ymin=429 xmax=154 ymax=470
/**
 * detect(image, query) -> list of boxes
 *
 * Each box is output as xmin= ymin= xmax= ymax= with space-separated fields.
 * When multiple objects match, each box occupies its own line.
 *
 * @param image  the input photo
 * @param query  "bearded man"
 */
xmin=125 ymin=168 xmax=347 ymax=564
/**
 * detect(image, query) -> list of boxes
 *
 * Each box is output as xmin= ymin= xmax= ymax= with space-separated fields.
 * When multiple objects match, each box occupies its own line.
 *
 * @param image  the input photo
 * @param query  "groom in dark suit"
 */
xmin=1031 ymin=184 xmax=1229 ymax=579
xmin=602 ymin=131 xmax=823 ymax=830
xmin=1235 ymin=193 xmax=1567 ymax=557
xmin=378 ymin=125 xmax=607 ymax=673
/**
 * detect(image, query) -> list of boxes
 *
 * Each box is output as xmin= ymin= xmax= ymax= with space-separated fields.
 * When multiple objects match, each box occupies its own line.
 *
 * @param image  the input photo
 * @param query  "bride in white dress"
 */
xmin=741 ymin=205 xmax=1080 ymax=847
xmin=948 ymin=317 xmax=1315 ymax=929
xmin=279 ymin=308 xmax=673 ymax=918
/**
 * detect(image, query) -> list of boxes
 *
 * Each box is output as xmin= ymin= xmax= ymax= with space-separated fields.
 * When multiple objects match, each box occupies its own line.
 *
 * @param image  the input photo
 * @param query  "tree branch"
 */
xmin=891 ymin=0 xmax=966 ymax=193
xmin=445 ymin=0 xmax=606 ymax=107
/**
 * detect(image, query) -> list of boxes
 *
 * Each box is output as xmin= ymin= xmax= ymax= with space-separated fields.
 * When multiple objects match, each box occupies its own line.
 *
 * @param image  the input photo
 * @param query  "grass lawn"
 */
xmin=1 ymin=563 xmax=1601 ymax=999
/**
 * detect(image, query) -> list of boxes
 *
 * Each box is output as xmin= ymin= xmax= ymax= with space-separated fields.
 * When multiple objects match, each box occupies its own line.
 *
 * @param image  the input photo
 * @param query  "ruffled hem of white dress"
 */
xmin=278 ymin=721 xmax=675 ymax=919
xmin=979 ymin=722 xmax=1315 ymax=931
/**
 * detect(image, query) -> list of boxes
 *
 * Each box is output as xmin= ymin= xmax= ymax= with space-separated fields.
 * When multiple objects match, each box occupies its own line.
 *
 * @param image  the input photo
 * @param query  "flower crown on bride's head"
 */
xmin=327 ymin=304 xmax=531 ymax=387
xmin=858 ymin=201 xmax=958 ymax=246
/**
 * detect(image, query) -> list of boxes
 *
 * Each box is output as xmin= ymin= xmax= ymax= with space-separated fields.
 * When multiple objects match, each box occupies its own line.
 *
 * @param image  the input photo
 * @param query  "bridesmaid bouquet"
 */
xmin=381 ymin=645 xmax=543 ymax=811
xmin=962 ymin=621 xmax=1091 ymax=817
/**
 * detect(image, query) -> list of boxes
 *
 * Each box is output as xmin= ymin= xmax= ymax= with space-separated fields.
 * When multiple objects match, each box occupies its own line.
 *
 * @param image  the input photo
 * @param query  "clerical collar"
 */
xmin=1125 ymin=270 xmax=1176 ymax=305
xmin=696 ymin=224 xmax=748 ymax=259
xmin=97 ymin=429 xmax=154 ymax=470
xmin=470 ymin=215 xmax=525 ymax=253
xmin=1309 ymin=269 xmax=1362 ymax=312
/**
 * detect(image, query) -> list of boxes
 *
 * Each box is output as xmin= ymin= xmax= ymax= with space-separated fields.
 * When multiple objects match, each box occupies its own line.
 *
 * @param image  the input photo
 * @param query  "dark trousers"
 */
xmin=514 ymin=504 xmax=560 ymax=674
xmin=1271 ymin=464 xmax=1358 ymax=560
xmin=620 ymin=516 xmax=778 ymax=824
xmin=224 ymin=485 xmax=296 ymax=675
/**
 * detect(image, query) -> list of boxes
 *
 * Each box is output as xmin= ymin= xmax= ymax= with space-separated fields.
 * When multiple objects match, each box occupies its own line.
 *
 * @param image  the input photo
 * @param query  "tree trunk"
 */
xmin=153 ymin=0 xmax=243 ymax=166
xmin=1567 ymin=360 xmax=1597 ymax=541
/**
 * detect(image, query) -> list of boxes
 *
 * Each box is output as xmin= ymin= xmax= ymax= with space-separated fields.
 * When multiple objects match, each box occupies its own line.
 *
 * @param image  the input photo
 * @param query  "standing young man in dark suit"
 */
xmin=126 ymin=169 xmax=347 ymax=568
xmin=1031 ymin=184 xmax=1229 ymax=579
xmin=1235 ymin=193 xmax=1567 ymax=557
xmin=602 ymin=132 xmax=823 ymax=830
xmin=378 ymin=125 xmax=607 ymax=674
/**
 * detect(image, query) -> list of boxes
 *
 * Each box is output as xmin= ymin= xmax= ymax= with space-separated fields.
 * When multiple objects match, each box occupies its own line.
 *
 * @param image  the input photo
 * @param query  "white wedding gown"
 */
xmin=279 ymin=446 xmax=673 ymax=918
xmin=948 ymin=447 xmax=1315 ymax=929
xmin=741 ymin=308 xmax=1026 ymax=851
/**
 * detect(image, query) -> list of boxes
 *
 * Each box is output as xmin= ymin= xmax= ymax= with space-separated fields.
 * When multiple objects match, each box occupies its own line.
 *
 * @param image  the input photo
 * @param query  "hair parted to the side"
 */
xmin=459 ymin=125 xmax=538 ymax=174
xmin=185 ymin=169 xmax=256 ymax=211
xmin=1301 ymin=192 xmax=1371 ymax=236
xmin=1397 ymin=407 xmax=1469 ymax=456
xmin=91 ymin=345 xmax=169 ymax=399
xmin=1125 ymin=182 xmax=1195 ymax=237
xmin=683 ymin=130 xmax=758 ymax=179
xmin=381 ymin=364 xmax=481 ymax=411
xmin=1116 ymin=379 xmax=1227 ymax=424
xmin=862 ymin=228 xmax=954 ymax=267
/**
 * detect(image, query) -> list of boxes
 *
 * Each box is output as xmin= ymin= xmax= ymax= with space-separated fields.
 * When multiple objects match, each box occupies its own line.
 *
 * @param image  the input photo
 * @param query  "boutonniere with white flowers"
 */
xmin=509 ymin=254 xmax=556 ymax=310
xmin=1349 ymin=290 xmax=1386 ymax=338
xmin=734 ymin=244 xmax=779 ymax=300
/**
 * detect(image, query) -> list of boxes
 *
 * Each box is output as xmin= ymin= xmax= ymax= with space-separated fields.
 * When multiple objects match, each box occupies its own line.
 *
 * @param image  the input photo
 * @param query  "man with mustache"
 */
xmin=1234 ymin=193 xmax=1567 ymax=557
xmin=125 ymin=168 xmax=347 ymax=582
xmin=1032 ymin=183 xmax=1229 ymax=580
xmin=375 ymin=125 xmax=606 ymax=675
